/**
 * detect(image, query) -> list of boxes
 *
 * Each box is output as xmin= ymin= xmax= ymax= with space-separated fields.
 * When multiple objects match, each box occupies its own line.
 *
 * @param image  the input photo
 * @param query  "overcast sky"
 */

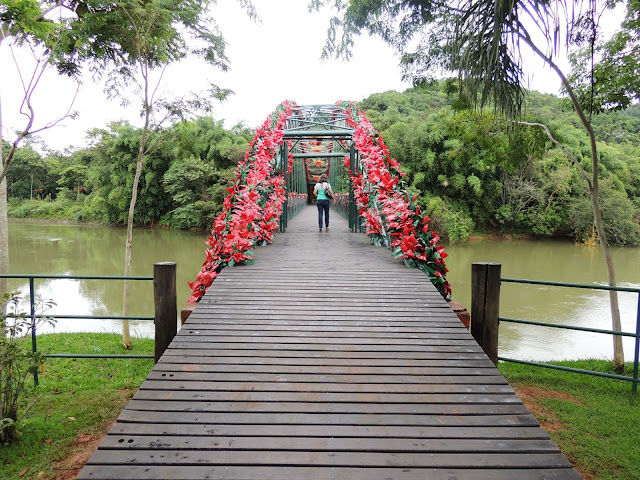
xmin=0 ymin=0 xmax=622 ymax=152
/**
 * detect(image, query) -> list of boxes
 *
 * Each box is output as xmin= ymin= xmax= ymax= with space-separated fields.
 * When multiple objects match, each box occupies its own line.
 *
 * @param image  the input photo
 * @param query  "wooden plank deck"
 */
xmin=78 ymin=206 xmax=582 ymax=479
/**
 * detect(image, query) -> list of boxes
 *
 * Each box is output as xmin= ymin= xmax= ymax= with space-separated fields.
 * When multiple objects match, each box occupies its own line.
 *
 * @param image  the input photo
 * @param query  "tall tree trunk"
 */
xmin=0 ymin=178 xmax=8 ymax=287
xmin=122 ymin=58 xmax=152 ymax=349
xmin=121 ymin=161 xmax=142 ymax=348
xmin=565 ymin=80 xmax=624 ymax=372
xmin=0 ymin=91 xmax=9 ymax=294
xmin=589 ymin=189 xmax=624 ymax=370
xmin=0 ymin=92 xmax=10 ymax=439
xmin=0 ymin=49 xmax=10 ymax=433
xmin=122 ymin=128 xmax=148 ymax=349
xmin=521 ymin=35 xmax=624 ymax=370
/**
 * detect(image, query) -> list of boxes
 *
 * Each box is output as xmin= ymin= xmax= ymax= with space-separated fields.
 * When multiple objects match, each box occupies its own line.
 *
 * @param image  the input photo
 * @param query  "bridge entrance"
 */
xmin=278 ymin=104 xmax=360 ymax=233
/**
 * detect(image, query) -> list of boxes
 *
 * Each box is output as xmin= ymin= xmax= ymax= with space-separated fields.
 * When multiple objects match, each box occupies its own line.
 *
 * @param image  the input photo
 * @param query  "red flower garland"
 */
xmin=188 ymin=101 xmax=295 ymax=302
xmin=339 ymin=101 xmax=451 ymax=298
xmin=189 ymin=99 xmax=451 ymax=302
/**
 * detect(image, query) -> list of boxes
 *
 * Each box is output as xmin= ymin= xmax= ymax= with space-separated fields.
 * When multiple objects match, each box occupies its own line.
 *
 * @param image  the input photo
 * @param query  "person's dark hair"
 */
xmin=319 ymin=173 xmax=329 ymax=183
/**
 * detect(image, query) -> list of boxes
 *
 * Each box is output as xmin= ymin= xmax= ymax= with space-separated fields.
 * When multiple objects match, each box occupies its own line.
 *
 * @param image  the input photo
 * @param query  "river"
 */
xmin=8 ymin=219 xmax=640 ymax=362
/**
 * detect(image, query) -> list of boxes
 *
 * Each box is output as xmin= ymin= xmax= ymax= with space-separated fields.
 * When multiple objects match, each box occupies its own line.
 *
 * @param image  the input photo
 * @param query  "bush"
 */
xmin=423 ymin=195 xmax=475 ymax=243
xmin=7 ymin=199 xmax=40 ymax=218
xmin=1 ymin=293 xmax=56 ymax=444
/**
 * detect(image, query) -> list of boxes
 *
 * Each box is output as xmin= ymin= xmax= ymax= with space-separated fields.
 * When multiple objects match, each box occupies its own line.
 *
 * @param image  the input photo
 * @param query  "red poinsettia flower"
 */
xmin=189 ymin=100 xmax=295 ymax=301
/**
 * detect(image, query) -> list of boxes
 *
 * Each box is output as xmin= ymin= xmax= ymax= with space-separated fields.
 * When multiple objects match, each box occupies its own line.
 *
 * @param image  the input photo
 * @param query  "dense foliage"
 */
xmin=5 ymin=117 xmax=253 ymax=230
xmin=359 ymin=86 xmax=640 ymax=245
xmin=5 ymin=84 xmax=640 ymax=245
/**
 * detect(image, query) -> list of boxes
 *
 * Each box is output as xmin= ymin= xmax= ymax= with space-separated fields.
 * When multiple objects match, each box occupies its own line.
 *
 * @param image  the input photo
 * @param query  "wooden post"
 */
xmin=471 ymin=263 xmax=501 ymax=365
xmin=154 ymin=262 xmax=177 ymax=363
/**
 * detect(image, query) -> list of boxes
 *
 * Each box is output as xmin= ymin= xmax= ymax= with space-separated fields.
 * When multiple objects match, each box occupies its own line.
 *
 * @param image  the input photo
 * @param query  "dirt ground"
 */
xmin=48 ymin=422 xmax=114 ymax=480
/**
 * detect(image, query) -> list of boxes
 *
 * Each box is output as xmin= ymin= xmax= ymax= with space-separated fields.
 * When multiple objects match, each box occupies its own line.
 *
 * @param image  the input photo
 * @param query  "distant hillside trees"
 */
xmin=359 ymin=88 xmax=640 ymax=246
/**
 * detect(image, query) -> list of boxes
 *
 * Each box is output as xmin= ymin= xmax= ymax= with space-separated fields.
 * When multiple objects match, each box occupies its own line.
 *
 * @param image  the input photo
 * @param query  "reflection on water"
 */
xmin=10 ymin=220 xmax=208 ymax=338
xmin=445 ymin=238 xmax=640 ymax=361
xmin=14 ymin=279 xmax=154 ymax=337
xmin=9 ymin=220 xmax=640 ymax=361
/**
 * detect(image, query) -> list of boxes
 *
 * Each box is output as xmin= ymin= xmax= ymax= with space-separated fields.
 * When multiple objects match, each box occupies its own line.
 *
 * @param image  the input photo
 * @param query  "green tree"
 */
xmin=571 ymin=178 xmax=640 ymax=246
xmin=0 ymin=0 xmax=81 ymax=181
xmin=170 ymin=117 xmax=254 ymax=170
xmin=161 ymin=117 xmax=251 ymax=230
xmin=1 ymin=0 xmax=85 ymax=298
xmin=5 ymin=143 xmax=45 ymax=198
xmin=569 ymin=0 xmax=640 ymax=113
xmin=57 ymin=163 xmax=88 ymax=200
xmin=163 ymin=157 xmax=232 ymax=230
xmin=83 ymin=122 xmax=172 ymax=225
xmin=314 ymin=0 xmax=636 ymax=370
xmin=63 ymin=0 xmax=256 ymax=347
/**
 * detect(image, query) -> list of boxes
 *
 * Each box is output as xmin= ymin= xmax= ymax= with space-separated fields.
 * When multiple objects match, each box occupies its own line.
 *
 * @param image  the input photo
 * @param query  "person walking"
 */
xmin=313 ymin=173 xmax=334 ymax=232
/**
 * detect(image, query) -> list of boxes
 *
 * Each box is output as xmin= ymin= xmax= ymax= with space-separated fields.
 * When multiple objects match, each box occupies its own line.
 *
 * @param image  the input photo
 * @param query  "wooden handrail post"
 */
xmin=471 ymin=263 xmax=501 ymax=365
xmin=154 ymin=262 xmax=177 ymax=363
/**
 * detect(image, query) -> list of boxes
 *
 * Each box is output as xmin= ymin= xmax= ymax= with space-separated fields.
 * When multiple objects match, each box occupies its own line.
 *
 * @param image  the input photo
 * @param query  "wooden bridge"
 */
xmin=78 ymin=206 xmax=582 ymax=480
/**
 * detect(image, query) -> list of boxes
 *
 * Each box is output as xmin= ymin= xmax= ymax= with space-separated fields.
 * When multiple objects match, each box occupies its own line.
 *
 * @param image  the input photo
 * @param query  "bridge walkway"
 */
xmin=78 ymin=205 xmax=581 ymax=479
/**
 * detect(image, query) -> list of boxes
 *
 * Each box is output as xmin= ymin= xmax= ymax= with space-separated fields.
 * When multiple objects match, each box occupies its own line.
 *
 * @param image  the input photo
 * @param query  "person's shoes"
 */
xmin=319 ymin=228 xmax=323 ymax=232
xmin=326 ymin=226 xmax=330 ymax=231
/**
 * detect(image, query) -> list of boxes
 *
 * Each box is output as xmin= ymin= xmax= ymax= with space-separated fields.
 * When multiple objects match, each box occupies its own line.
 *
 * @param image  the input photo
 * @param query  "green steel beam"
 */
xmin=0 ymin=274 xmax=153 ymax=280
xmin=498 ymin=356 xmax=639 ymax=385
xmin=292 ymin=153 xmax=349 ymax=158
xmin=283 ymin=130 xmax=354 ymax=137
xmin=45 ymin=354 xmax=154 ymax=359
xmin=279 ymin=142 xmax=289 ymax=233
xmin=20 ymin=314 xmax=154 ymax=321
xmin=502 ymin=277 xmax=640 ymax=293
xmin=349 ymin=144 xmax=357 ymax=232
xmin=499 ymin=316 xmax=640 ymax=338
xmin=285 ymin=119 xmax=350 ymax=130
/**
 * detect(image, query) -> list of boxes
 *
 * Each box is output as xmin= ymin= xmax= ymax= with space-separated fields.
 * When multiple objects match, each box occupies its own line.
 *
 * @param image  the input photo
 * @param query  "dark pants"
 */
xmin=317 ymin=200 xmax=330 ymax=228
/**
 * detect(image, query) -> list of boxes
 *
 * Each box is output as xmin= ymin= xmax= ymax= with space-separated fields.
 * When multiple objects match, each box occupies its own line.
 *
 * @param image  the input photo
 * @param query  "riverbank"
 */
xmin=1 ymin=333 xmax=637 ymax=479
xmin=7 ymin=209 xmax=556 ymax=243
xmin=8 ymin=212 xmax=175 ymax=231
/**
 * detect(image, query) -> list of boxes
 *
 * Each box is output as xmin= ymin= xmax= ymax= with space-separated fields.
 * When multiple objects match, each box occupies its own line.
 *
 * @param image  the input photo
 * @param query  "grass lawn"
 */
xmin=0 ymin=333 xmax=154 ymax=480
xmin=499 ymin=360 xmax=640 ymax=480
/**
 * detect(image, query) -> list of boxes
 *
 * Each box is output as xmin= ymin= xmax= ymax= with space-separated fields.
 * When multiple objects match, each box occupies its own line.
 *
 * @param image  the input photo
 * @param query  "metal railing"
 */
xmin=328 ymin=147 xmax=351 ymax=222
xmin=278 ymin=143 xmax=310 ymax=232
xmin=287 ymin=157 xmax=308 ymax=220
xmin=470 ymin=263 xmax=640 ymax=393
xmin=1 ymin=263 xmax=178 ymax=385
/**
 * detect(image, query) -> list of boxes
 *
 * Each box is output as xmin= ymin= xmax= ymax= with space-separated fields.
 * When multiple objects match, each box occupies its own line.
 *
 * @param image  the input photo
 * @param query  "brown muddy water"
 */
xmin=9 ymin=220 xmax=640 ymax=361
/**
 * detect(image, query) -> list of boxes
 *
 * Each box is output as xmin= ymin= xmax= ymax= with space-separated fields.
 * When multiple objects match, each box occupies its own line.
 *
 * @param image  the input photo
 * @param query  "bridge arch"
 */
xmin=188 ymin=101 xmax=450 ymax=303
